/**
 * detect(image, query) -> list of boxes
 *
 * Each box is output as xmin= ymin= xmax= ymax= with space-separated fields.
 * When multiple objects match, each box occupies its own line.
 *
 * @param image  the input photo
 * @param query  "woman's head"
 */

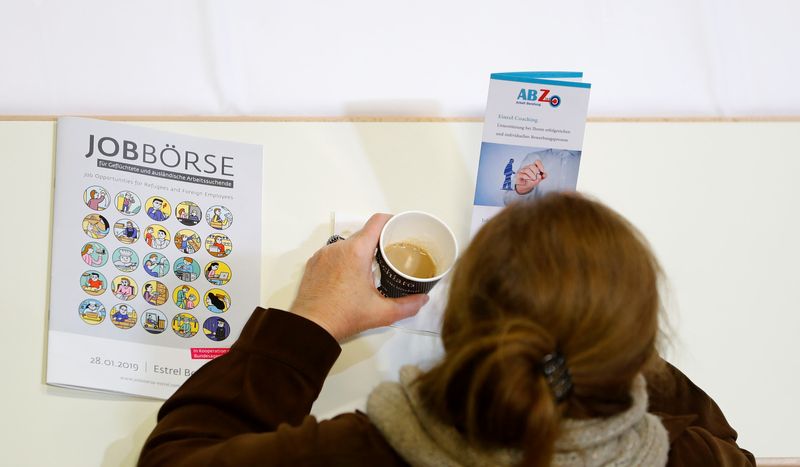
xmin=418 ymin=193 xmax=661 ymax=465
xmin=206 ymin=292 xmax=227 ymax=310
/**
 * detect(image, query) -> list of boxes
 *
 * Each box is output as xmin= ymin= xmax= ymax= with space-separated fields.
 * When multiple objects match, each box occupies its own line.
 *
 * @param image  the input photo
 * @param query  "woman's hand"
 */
xmin=289 ymin=214 xmax=429 ymax=341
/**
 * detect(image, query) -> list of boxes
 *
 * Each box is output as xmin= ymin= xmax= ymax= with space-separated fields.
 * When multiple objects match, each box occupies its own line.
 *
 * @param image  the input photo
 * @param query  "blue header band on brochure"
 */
xmin=490 ymin=75 xmax=592 ymax=89
xmin=491 ymin=71 xmax=583 ymax=80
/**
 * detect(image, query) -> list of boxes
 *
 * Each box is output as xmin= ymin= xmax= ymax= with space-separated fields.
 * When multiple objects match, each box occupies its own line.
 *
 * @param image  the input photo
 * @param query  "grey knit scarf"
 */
xmin=367 ymin=367 xmax=668 ymax=467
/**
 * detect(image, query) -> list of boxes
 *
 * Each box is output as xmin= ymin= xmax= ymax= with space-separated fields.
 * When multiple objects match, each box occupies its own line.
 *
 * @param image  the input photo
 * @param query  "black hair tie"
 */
xmin=326 ymin=234 xmax=345 ymax=245
xmin=541 ymin=352 xmax=573 ymax=403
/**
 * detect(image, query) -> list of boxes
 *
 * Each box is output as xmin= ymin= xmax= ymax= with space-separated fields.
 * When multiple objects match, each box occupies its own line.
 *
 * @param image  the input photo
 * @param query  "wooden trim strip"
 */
xmin=1 ymin=115 xmax=799 ymax=123
xmin=757 ymin=458 xmax=800 ymax=467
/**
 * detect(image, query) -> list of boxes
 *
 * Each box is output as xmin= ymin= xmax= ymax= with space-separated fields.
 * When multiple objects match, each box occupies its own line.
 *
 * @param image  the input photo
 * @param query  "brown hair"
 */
xmin=417 ymin=193 xmax=662 ymax=466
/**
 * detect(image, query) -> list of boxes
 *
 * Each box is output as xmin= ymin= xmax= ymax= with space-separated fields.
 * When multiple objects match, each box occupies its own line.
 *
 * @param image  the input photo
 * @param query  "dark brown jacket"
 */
xmin=139 ymin=308 xmax=756 ymax=466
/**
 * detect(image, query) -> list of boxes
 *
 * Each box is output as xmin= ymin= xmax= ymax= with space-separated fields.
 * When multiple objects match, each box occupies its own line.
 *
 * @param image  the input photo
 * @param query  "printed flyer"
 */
xmin=46 ymin=117 xmax=263 ymax=399
xmin=470 ymin=71 xmax=591 ymax=234
xmin=381 ymin=72 xmax=591 ymax=334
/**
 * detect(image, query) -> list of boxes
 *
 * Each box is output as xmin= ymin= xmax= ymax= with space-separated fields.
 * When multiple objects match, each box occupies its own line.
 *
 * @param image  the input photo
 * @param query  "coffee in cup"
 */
xmin=376 ymin=211 xmax=458 ymax=298
xmin=383 ymin=241 xmax=437 ymax=279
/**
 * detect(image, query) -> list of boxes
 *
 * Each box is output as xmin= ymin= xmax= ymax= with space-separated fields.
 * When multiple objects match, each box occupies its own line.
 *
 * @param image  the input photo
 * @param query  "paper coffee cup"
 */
xmin=376 ymin=211 xmax=458 ymax=298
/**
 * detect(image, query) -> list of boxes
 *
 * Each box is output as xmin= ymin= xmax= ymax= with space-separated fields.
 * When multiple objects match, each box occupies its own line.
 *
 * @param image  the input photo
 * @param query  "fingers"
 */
xmin=373 ymin=293 xmax=429 ymax=327
xmin=519 ymin=166 xmax=537 ymax=182
xmin=351 ymin=213 xmax=391 ymax=245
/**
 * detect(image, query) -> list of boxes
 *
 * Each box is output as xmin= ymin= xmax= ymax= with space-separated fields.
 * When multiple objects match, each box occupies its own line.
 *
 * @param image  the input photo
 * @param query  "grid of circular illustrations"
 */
xmin=112 ymin=247 xmax=139 ymax=273
xmin=82 ymin=214 xmax=110 ymax=239
xmin=77 ymin=191 xmax=238 ymax=339
xmin=115 ymin=190 xmax=142 ymax=215
xmin=84 ymin=186 xmax=110 ymax=211
xmin=173 ymin=285 xmax=200 ymax=310
xmin=80 ymin=270 xmax=107 ymax=296
xmin=145 ymin=196 xmax=171 ymax=222
xmin=203 ymin=316 xmax=230 ymax=341
xmin=175 ymin=201 xmax=202 ymax=226
xmin=144 ymin=224 xmax=171 ymax=249
xmin=205 ymin=233 xmax=232 ymax=258
xmin=174 ymin=229 xmax=202 ymax=254
xmin=204 ymin=261 xmax=232 ymax=286
xmin=204 ymin=288 xmax=231 ymax=313
xmin=113 ymin=218 xmax=140 ymax=244
xmin=142 ymin=252 xmax=170 ymax=278
xmin=172 ymin=313 xmax=199 ymax=338
xmin=141 ymin=309 xmax=168 ymax=335
xmin=79 ymin=299 xmax=106 ymax=325
xmin=143 ymin=280 xmax=169 ymax=306
xmin=111 ymin=275 xmax=138 ymax=301
xmin=206 ymin=205 xmax=233 ymax=230
xmin=81 ymin=242 xmax=108 ymax=267
xmin=173 ymin=257 xmax=201 ymax=282
xmin=110 ymin=303 xmax=137 ymax=330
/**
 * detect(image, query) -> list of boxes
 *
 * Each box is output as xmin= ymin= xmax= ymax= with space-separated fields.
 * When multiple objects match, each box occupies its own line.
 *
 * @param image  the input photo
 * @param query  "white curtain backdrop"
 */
xmin=1 ymin=0 xmax=798 ymax=117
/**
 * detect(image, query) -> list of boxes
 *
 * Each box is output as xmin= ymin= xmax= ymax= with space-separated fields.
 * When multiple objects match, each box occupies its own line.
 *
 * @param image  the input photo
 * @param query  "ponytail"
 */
xmin=417 ymin=319 xmax=564 ymax=466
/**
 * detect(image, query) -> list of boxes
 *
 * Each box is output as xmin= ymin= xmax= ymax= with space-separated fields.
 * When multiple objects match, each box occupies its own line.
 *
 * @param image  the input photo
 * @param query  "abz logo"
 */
xmin=516 ymin=88 xmax=561 ymax=107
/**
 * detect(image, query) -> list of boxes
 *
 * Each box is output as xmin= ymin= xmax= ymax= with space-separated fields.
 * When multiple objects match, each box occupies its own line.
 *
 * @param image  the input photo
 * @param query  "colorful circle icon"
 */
xmin=173 ymin=285 xmax=200 ymax=310
xmin=111 ymin=275 xmax=138 ymax=301
xmin=115 ymin=190 xmax=142 ymax=215
xmin=78 ymin=299 xmax=106 ymax=325
xmin=80 ymin=270 xmax=107 ymax=296
xmin=144 ymin=224 xmax=170 ymax=249
xmin=145 ymin=196 xmax=171 ymax=222
xmin=141 ymin=309 xmax=168 ymax=335
xmin=143 ymin=280 xmax=168 ymax=306
xmin=173 ymin=257 xmax=201 ymax=282
xmin=203 ymin=317 xmax=230 ymax=341
xmin=82 ymin=214 xmax=110 ymax=239
xmin=84 ymin=185 xmax=110 ymax=211
xmin=174 ymin=229 xmax=202 ymax=254
xmin=175 ymin=201 xmax=202 ymax=226
xmin=204 ymin=261 xmax=232 ymax=286
xmin=81 ymin=242 xmax=108 ymax=267
xmin=204 ymin=288 xmax=231 ymax=314
xmin=113 ymin=218 xmax=140 ymax=245
xmin=172 ymin=313 xmax=199 ymax=338
xmin=142 ymin=252 xmax=170 ymax=278
xmin=205 ymin=233 xmax=232 ymax=258
xmin=110 ymin=303 xmax=137 ymax=330
xmin=112 ymin=247 xmax=139 ymax=273
xmin=206 ymin=205 xmax=233 ymax=230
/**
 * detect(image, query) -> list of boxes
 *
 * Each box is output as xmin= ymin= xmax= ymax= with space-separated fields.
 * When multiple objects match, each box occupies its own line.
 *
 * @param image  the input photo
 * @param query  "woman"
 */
xmin=84 ymin=215 xmax=109 ymax=238
xmin=205 ymin=262 xmax=220 ymax=284
xmin=81 ymin=244 xmax=103 ymax=266
xmin=139 ymin=194 xmax=754 ymax=466
xmin=114 ymin=278 xmax=134 ymax=300
xmin=86 ymin=188 xmax=106 ymax=210
xmin=205 ymin=291 xmax=229 ymax=313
